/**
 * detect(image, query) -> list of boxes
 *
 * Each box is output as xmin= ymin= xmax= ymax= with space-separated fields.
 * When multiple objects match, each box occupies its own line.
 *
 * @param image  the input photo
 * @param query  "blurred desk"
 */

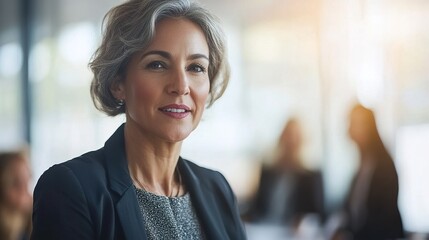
xmin=245 ymin=223 xmax=291 ymax=240
xmin=245 ymin=215 xmax=324 ymax=240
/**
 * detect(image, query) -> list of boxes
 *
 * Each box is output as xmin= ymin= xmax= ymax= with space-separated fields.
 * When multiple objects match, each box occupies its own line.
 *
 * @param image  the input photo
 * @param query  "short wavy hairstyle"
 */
xmin=89 ymin=0 xmax=230 ymax=116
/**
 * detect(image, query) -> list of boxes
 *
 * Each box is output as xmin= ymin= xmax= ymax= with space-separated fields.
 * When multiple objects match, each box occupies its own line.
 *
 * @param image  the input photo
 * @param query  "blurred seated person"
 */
xmin=244 ymin=118 xmax=324 ymax=229
xmin=0 ymin=149 xmax=32 ymax=240
xmin=334 ymin=104 xmax=404 ymax=240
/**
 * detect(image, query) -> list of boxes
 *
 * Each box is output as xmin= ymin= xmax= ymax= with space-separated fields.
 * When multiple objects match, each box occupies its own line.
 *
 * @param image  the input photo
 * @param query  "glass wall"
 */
xmin=0 ymin=0 xmax=24 ymax=149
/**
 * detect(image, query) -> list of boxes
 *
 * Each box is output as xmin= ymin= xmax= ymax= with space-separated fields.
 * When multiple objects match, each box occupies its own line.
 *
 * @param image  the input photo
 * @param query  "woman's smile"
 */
xmin=158 ymin=103 xmax=192 ymax=119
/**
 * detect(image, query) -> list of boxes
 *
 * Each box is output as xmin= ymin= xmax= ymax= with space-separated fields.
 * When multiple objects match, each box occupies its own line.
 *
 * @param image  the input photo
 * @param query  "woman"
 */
xmin=341 ymin=104 xmax=404 ymax=239
xmin=31 ymin=0 xmax=246 ymax=239
xmin=0 ymin=150 xmax=32 ymax=240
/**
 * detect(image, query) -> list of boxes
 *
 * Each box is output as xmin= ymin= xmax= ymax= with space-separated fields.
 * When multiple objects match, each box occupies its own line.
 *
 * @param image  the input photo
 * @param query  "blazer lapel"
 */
xmin=116 ymin=188 xmax=147 ymax=240
xmin=104 ymin=124 xmax=147 ymax=240
xmin=178 ymin=158 xmax=227 ymax=240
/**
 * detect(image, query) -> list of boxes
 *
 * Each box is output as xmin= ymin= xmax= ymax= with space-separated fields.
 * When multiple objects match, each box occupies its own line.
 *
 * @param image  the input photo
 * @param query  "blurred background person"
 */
xmin=0 ymin=149 xmax=32 ymax=240
xmin=244 ymin=118 xmax=324 ymax=233
xmin=334 ymin=104 xmax=404 ymax=239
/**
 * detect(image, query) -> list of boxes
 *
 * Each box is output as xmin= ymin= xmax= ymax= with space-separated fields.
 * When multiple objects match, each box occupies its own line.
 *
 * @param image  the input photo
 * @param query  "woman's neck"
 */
xmin=124 ymin=122 xmax=183 ymax=196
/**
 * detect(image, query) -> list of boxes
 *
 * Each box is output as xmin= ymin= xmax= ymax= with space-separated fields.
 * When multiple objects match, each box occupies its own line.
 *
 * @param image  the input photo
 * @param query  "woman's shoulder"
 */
xmin=32 ymin=149 xmax=114 ymax=240
xmin=35 ymin=148 xmax=108 ymax=193
xmin=63 ymin=149 xmax=106 ymax=173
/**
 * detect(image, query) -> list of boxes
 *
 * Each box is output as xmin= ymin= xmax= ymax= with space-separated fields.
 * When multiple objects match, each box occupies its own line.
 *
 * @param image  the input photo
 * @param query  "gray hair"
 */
xmin=89 ymin=0 xmax=230 ymax=116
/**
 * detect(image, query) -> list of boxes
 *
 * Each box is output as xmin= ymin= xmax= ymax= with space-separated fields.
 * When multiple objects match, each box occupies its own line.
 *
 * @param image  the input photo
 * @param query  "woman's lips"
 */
xmin=158 ymin=104 xmax=191 ymax=119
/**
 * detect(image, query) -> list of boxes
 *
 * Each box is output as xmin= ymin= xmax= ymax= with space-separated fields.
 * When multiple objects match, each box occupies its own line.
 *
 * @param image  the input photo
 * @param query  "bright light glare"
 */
xmin=0 ymin=42 xmax=22 ymax=77
xmin=29 ymin=40 xmax=51 ymax=82
xmin=396 ymin=124 xmax=429 ymax=232
xmin=356 ymin=62 xmax=384 ymax=109
xmin=58 ymin=22 xmax=96 ymax=65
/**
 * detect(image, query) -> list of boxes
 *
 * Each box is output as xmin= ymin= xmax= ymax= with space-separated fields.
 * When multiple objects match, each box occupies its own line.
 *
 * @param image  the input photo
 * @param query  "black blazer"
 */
xmin=31 ymin=124 xmax=246 ymax=240
xmin=344 ymin=157 xmax=404 ymax=239
xmin=246 ymin=166 xmax=324 ymax=223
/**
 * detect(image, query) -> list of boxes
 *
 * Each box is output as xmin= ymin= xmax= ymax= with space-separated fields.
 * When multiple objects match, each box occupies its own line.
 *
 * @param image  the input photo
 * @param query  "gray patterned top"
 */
xmin=135 ymin=186 xmax=206 ymax=240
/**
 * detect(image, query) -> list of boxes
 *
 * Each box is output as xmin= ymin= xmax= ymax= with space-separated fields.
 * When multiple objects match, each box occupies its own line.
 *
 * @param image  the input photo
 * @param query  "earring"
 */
xmin=117 ymin=99 xmax=125 ymax=108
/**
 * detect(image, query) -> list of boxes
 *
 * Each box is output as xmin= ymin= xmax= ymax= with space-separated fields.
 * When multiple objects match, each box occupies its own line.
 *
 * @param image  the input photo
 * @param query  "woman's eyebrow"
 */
xmin=141 ymin=50 xmax=171 ymax=60
xmin=188 ymin=53 xmax=209 ymax=61
xmin=141 ymin=51 xmax=209 ymax=61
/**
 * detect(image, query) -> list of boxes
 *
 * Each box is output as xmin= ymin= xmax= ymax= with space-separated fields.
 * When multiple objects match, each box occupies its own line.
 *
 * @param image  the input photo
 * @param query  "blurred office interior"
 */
xmin=1 ymin=0 xmax=429 ymax=238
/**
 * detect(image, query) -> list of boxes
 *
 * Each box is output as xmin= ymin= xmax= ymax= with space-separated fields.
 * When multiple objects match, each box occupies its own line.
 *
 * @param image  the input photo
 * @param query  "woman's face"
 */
xmin=115 ymin=18 xmax=210 ymax=142
xmin=280 ymin=121 xmax=302 ymax=153
xmin=3 ymin=158 xmax=32 ymax=213
xmin=348 ymin=110 xmax=369 ymax=146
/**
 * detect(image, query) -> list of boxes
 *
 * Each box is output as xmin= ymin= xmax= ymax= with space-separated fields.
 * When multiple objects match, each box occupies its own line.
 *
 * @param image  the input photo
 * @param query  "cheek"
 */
xmin=195 ymin=81 xmax=210 ymax=105
xmin=126 ymin=80 xmax=157 ymax=106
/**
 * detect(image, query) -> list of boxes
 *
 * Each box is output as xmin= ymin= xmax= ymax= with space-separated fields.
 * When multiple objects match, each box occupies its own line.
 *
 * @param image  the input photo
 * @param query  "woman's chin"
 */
xmin=167 ymin=134 xmax=189 ymax=143
xmin=163 ymin=130 xmax=193 ymax=143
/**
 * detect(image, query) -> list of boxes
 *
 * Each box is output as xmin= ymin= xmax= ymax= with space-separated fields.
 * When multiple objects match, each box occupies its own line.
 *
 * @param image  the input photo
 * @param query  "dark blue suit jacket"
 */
xmin=31 ymin=124 xmax=246 ymax=240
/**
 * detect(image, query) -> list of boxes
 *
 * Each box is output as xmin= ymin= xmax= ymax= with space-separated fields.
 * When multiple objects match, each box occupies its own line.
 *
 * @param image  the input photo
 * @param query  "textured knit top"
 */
xmin=134 ymin=186 xmax=206 ymax=240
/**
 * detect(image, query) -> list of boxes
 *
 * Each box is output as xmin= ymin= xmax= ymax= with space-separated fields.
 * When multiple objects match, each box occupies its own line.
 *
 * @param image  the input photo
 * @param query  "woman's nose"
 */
xmin=167 ymin=67 xmax=190 ymax=95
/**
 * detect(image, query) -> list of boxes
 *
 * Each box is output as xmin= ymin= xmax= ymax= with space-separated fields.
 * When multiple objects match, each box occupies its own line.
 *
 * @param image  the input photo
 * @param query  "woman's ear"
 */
xmin=110 ymin=76 xmax=125 ymax=100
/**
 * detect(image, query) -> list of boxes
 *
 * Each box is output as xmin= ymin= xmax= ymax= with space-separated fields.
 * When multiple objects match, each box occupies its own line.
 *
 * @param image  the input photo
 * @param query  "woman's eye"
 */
xmin=146 ymin=61 xmax=165 ymax=70
xmin=188 ymin=64 xmax=206 ymax=73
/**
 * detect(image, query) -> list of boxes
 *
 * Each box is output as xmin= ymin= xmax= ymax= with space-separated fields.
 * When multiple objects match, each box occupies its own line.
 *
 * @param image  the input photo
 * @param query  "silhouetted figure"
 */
xmin=246 ymin=118 xmax=324 ymax=229
xmin=0 ymin=150 xmax=32 ymax=240
xmin=342 ymin=104 xmax=404 ymax=239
